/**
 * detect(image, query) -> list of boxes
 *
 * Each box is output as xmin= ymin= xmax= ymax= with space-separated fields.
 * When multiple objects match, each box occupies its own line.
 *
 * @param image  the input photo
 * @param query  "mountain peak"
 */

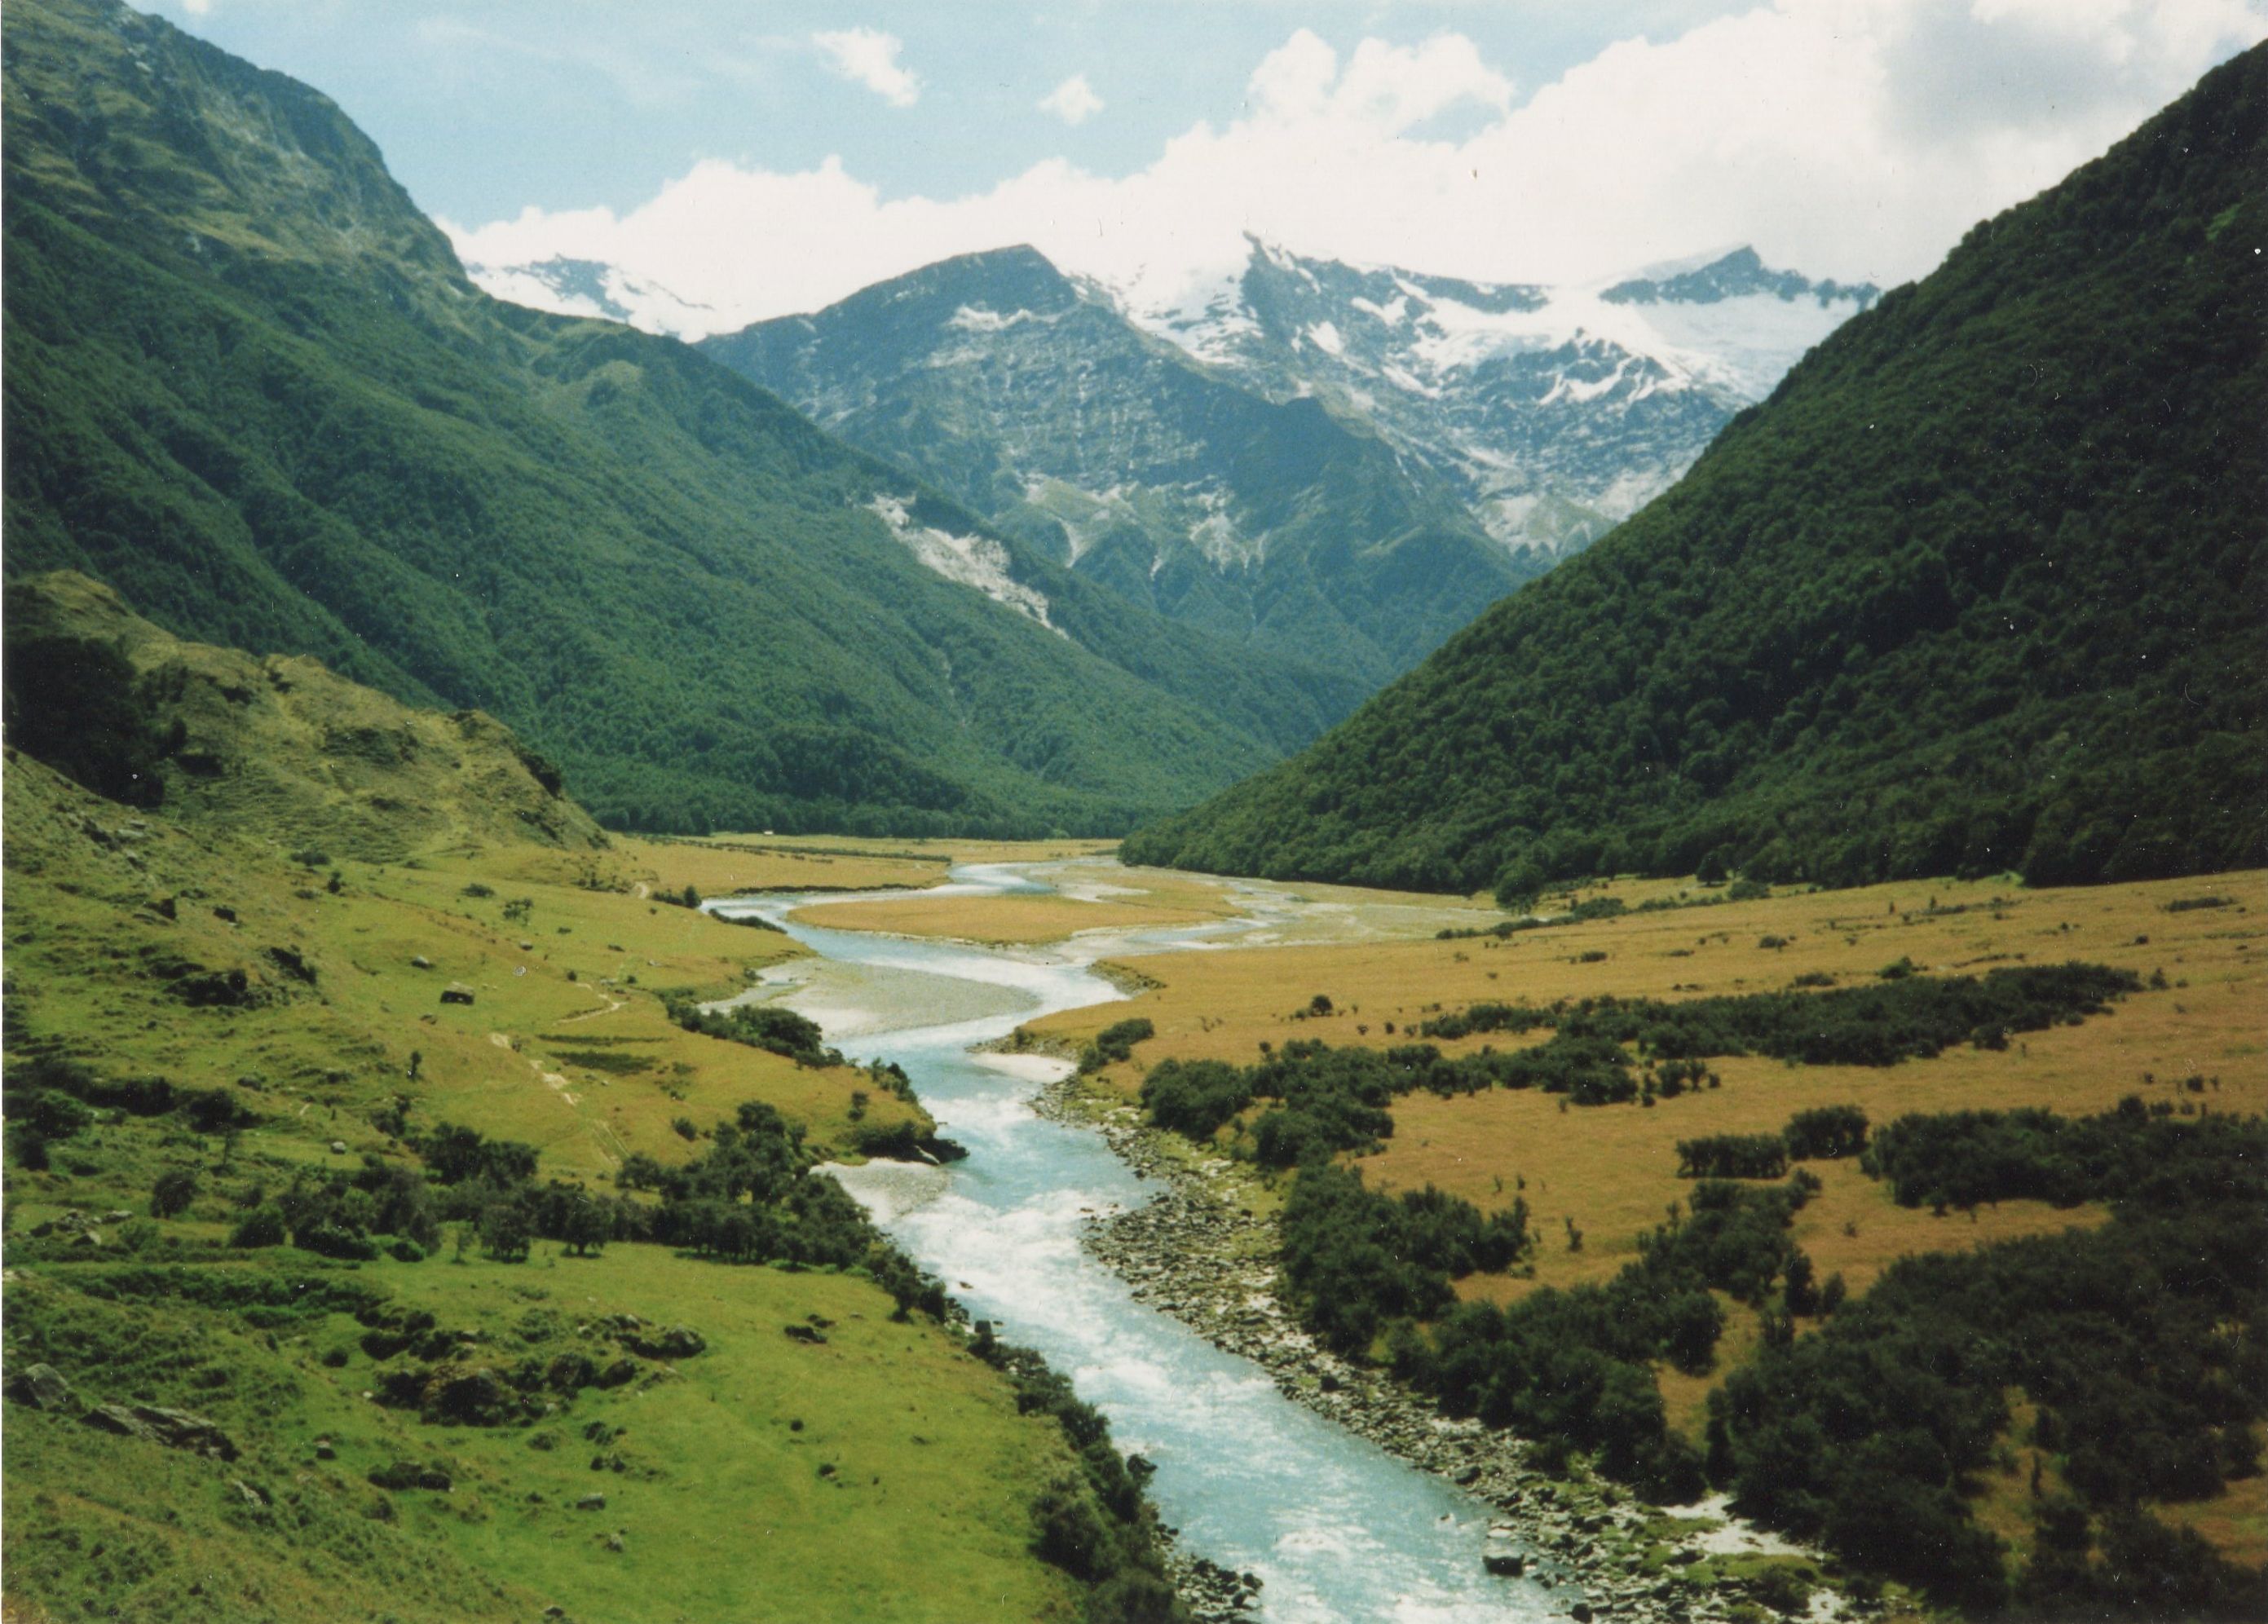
xmin=1600 ymin=246 xmax=1879 ymax=309
xmin=822 ymin=243 xmax=1080 ymax=323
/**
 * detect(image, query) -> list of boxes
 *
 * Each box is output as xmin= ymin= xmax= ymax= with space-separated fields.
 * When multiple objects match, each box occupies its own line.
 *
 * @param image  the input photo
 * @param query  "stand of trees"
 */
xmin=1713 ymin=1105 xmax=2268 ymax=1614
xmin=1420 ymin=961 xmax=2139 ymax=1067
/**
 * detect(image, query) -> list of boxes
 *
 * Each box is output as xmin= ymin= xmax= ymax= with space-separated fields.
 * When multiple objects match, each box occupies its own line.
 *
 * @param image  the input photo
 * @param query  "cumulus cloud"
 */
xmin=813 ymin=26 xmax=919 ymax=108
xmin=449 ymin=2 xmax=2264 ymax=338
xmin=1039 ymin=73 xmax=1105 ymax=126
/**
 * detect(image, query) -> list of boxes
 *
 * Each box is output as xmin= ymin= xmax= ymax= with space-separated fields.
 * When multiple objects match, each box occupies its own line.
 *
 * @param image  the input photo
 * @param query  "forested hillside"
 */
xmin=2 ymin=0 xmax=1352 ymax=840
xmin=1126 ymin=46 xmax=2266 ymax=895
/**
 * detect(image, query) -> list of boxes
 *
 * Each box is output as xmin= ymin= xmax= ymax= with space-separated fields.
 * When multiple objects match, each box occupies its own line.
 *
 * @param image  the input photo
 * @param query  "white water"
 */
xmin=710 ymin=865 xmax=1570 ymax=1623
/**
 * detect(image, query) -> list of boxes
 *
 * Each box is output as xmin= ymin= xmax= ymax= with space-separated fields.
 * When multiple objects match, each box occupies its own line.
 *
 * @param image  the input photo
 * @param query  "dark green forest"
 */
xmin=1126 ymin=46 xmax=2267 ymax=894
xmin=2 ymin=0 xmax=1364 ymax=841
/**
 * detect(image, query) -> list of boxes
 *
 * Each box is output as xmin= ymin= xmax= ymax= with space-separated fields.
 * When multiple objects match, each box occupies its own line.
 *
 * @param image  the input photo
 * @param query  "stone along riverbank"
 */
xmin=1028 ymin=1069 xmax=1864 ymax=1624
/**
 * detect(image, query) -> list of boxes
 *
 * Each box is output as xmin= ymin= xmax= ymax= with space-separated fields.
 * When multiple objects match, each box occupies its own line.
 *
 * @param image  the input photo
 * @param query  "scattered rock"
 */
xmin=329 ymin=1140 xmax=349 ymax=1154
xmin=439 ymin=984 xmax=476 ymax=1006
xmin=1485 ymin=1553 xmax=1525 ymax=1578
xmin=781 ymin=1324 xmax=826 ymax=1346
xmin=574 ymin=1493 xmax=607 ymax=1511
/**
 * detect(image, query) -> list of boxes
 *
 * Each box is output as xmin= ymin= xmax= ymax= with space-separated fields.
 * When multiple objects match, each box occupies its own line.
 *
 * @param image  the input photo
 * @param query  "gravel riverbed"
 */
xmin=1027 ymin=1070 xmax=1865 ymax=1624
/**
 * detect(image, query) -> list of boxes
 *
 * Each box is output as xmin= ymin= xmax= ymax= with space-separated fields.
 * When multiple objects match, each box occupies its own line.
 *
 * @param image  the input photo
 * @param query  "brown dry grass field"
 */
xmin=1021 ymin=865 xmax=2268 ymax=1564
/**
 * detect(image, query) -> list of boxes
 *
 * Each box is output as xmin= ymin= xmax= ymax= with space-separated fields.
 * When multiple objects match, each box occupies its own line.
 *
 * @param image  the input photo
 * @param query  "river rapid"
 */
xmin=711 ymin=862 xmax=1564 ymax=1624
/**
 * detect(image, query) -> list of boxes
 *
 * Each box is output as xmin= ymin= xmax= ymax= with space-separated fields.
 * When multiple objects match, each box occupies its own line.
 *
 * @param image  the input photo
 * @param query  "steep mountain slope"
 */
xmin=704 ymin=248 xmax=1535 ymax=690
xmin=1 ymin=0 xmax=1345 ymax=839
xmin=1126 ymin=48 xmax=2266 ymax=896
xmin=1132 ymin=240 xmax=1877 ymax=558
xmin=6 ymin=571 xmax=607 ymax=860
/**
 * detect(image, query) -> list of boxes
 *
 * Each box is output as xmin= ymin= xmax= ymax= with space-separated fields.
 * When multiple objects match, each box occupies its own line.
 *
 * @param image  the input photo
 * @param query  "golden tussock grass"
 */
xmin=1017 ymin=864 xmax=2266 ymax=1559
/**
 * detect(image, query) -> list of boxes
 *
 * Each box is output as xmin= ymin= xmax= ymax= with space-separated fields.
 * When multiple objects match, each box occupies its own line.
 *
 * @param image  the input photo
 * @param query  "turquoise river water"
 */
xmin=712 ymin=863 xmax=1561 ymax=1624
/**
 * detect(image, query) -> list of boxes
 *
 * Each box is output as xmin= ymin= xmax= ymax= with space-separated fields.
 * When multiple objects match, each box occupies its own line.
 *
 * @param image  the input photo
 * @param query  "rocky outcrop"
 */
xmin=622 ymin=1325 xmax=706 ymax=1361
xmin=83 ymin=1402 xmax=239 ymax=1460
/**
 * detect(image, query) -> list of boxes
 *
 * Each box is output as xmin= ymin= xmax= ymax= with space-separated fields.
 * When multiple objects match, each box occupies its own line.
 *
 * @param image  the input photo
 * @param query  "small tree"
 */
xmin=479 ymin=1203 xmax=532 ymax=1263
xmin=150 ymin=1168 xmax=200 ymax=1219
xmin=562 ymin=1195 xmax=610 ymax=1257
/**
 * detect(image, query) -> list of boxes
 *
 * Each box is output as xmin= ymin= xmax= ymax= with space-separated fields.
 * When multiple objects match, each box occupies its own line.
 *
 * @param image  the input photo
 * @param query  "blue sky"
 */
xmin=150 ymin=2 xmax=1751 ymax=221
xmin=150 ymin=1 xmax=2264 ymax=333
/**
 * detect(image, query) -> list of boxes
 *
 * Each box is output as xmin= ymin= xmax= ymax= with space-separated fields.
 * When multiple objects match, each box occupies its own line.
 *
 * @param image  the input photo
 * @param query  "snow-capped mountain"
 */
xmin=700 ymin=246 xmax=1536 ymax=692
xmin=466 ymin=236 xmax=1876 ymax=681
xmin=457 ymin=254 xmax=717 ymax=335
xmin=1120 ymin=240 xmax=1879 ymax=554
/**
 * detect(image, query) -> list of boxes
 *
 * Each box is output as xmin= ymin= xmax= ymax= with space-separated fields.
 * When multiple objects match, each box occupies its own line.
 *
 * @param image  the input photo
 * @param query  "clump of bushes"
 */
xmin=1077 ymin=1018 xmax=1154 ymax=1075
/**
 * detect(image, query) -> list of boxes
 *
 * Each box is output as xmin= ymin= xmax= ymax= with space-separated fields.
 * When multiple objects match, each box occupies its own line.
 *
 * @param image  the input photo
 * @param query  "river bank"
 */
xmin=1029 ymin=1066 xmax=1864 ymax=1624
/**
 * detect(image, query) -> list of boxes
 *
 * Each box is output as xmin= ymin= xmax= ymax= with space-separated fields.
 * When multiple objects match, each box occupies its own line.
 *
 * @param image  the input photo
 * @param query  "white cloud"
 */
xmin=452 ymin=2 xmax=2265 ymax=339
xmin=1039 ymin=73 xmax=1105 ymax=126
xmin=812 ymin=26 xmax=920 ymax=108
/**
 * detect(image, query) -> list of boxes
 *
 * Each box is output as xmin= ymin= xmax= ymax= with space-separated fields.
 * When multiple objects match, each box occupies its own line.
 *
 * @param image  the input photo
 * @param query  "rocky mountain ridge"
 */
xmin=1124 ymin=239 xmax=1879 ymax=555
xmin=703 ymin=246 xmax=1533 ymax=691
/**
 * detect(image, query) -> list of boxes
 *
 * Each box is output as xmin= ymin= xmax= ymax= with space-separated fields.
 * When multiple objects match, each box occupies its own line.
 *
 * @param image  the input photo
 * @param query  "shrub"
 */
xmin=149 ymin=1168 xmax=200 ymax=1218
xmin=231 ymin=1207 xmax=287 ymax=1247
xmin=1675 ymin=1134 xmax=1789 ymax=1180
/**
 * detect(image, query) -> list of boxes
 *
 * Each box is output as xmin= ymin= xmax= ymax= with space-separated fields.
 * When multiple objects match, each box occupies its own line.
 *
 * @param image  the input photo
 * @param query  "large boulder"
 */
xmin=624 ymin=1325 xmax=705 ymax=1360
xmin=84 ymin=1403 xmax=238 ymax=1459
xmin=7 ymin=1363 xmax=77 ymax=1412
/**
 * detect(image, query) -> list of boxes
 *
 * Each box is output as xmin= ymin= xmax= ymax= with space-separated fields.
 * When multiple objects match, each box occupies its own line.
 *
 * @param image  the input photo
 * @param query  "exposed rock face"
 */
xmin=1128 ymin=239 xmax=1878 ymax=561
